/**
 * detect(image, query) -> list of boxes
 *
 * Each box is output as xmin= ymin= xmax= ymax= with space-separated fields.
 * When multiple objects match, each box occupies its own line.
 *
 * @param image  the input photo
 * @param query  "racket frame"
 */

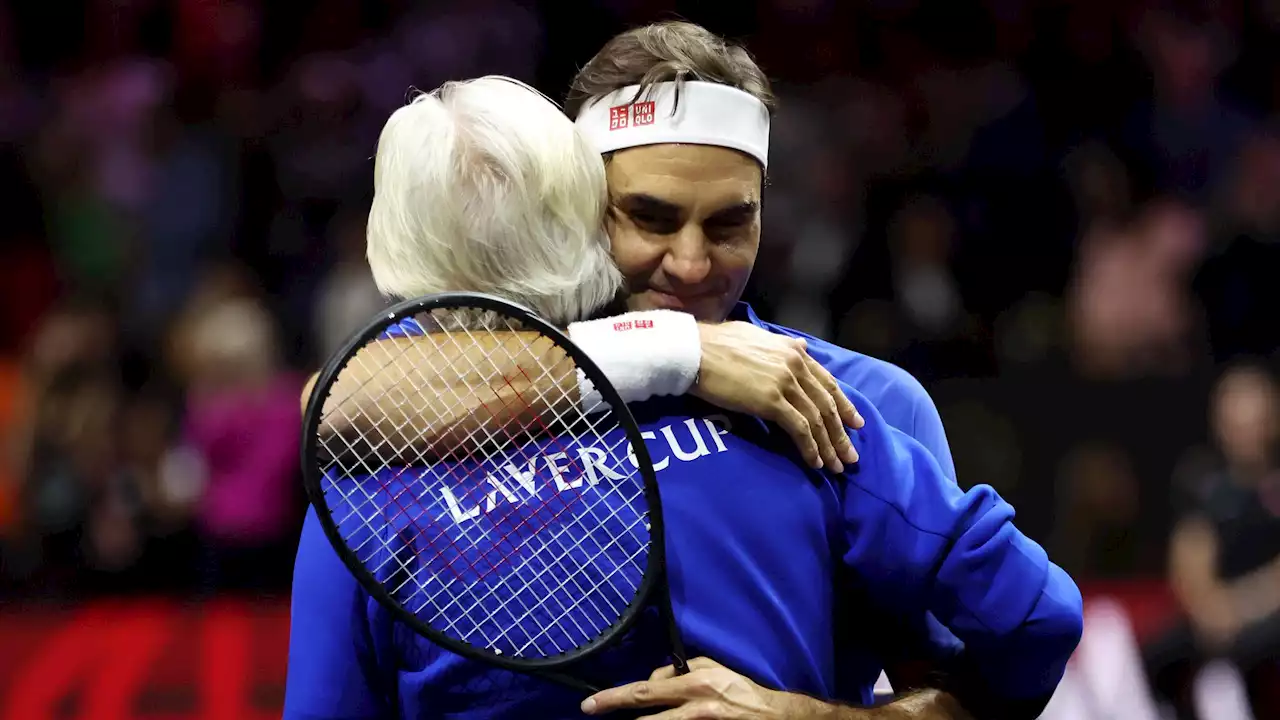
xmin=301 ymin=291 xmax=685 ymax=692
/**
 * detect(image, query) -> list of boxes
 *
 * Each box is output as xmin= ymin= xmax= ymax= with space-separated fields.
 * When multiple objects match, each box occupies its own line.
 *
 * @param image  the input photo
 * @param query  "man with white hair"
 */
xmin=287 ymin=70 xmax=1081 ymax=720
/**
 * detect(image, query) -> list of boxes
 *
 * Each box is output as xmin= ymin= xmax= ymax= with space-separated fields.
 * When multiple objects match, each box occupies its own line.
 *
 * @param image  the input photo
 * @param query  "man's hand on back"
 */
xmin=582 ymin=657 xmax=789 ymax=719
xmin=694 ymin=322 xmax=864 ymax=472
xmin=582 ymin=658 xmax=973 ymax=719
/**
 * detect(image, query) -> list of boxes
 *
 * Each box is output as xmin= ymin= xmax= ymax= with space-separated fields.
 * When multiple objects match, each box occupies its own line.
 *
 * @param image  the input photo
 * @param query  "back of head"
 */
xmin=366 ymin=76 xmax=621 ymax=325
xmin=565 ymin=21 xmax=776 ymax=121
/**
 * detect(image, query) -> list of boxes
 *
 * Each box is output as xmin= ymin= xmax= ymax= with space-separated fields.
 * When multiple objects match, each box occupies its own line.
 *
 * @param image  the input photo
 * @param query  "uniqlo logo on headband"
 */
xmin=609 ymin=101 xmax=657 ymax=130
xmin=632 ymin=101 xmax=655 ymax=125
xmin=609 ymin=105 xmax=629 ymax=130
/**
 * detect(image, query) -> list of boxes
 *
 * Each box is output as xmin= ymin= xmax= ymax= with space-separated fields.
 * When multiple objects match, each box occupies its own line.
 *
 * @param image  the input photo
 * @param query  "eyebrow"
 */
xmin=615 ymin=193 xmax=760 ymax=220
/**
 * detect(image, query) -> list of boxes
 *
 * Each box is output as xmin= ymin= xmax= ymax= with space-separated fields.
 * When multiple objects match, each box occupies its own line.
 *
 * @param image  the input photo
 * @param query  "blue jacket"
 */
xmin=737 ymin=304 xmax=1078 ymax=715
xmin=285 ymin=306 xmax=1081 ymax=719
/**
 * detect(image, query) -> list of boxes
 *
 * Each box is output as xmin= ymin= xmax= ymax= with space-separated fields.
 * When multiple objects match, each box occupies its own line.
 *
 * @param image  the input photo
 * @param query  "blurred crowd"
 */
xmin=0 ymin=0 xmax=1278 ymax=700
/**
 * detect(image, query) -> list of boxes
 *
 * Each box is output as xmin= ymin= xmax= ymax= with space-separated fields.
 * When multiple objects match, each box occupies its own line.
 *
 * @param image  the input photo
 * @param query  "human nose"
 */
xmin=660 ymin=227 xmax=712 ymax=286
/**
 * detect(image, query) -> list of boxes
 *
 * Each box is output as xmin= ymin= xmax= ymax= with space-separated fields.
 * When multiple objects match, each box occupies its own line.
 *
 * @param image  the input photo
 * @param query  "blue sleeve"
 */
xmin=904 ymin=383 xmax=956 ymax=484
xmin=837 ymin=384 xmax=1083 ymax=702
xmin=284 ymin=508 xmax=395 ymax=720
xmin=772 ymin=323 xmax=957 ymax=483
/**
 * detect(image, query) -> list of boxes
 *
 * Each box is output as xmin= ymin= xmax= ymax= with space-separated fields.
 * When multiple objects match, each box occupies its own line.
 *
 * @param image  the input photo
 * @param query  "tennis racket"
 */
xmin=301 ymin=291 xmax=689 ymax=704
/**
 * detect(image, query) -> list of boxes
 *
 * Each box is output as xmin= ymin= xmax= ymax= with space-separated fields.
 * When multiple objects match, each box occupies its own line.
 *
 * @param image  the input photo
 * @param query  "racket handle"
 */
xmin=672 ymin=653 xmax=690 ymax=676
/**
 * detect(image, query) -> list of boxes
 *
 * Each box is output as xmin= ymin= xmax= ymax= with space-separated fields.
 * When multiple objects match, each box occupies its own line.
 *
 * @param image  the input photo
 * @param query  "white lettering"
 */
xmin=502 ymin=459 xmax=539 ymax=495
xmin=628 ymin=431 xmax=670 ymax=471
xmin=578 ymin=447 xmax=627 ymax=485
xmin=484 ymin=473 xmax=518 ymax=511
xmin=703 ymin=415 xmax=731 ymax=453
xmin=545 ymin=452 xmax=579 ymax=491
xmin=445 ymin=414 xmax=734 ymax=523
xmin=662 ymin=420 xmax=711 ymax=462
xmin=441 ymin=486 xmax=480 ymax=523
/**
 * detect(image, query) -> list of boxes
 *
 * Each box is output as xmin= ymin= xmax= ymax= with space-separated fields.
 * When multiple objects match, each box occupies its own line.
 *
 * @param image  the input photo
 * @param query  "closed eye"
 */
xmin=705 ymin=202 xmax=759 ymax=228
xmin=616 ymin=194 xmax=683 ymax=234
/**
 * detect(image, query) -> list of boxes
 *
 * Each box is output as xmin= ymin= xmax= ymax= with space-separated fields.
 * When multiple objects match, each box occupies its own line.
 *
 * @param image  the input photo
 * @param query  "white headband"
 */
xmin=574 ymin=81 xmax=770 ymax=168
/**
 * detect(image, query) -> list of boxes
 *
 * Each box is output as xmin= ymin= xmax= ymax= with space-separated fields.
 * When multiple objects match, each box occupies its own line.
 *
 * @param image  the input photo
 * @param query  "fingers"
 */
xmin=635 ymin=707 xmax=709 ymax=720
xmin=591 ymin=660 xmax=730 ymax=717
xmin=781 ymin=341 xmax=845 ymax=472
xmin=790 ymin=338 xmax=862 ymax=430
xmin=802 ymin=355 xmax=861 ymax=463
xmin=775 ymin=398 xmax=822 ymax=470
xmin=812 ymin=356 xmax=864 ymax=430
xmin=582 ymin=674 xmax=704 ymax=714
xmin=787 ymin=339 xmax=860 ymax=467
xmin=787 ymin=377 xmax=843 ymax=474
xmin=796 ymin=355 xmax=855 ymax=467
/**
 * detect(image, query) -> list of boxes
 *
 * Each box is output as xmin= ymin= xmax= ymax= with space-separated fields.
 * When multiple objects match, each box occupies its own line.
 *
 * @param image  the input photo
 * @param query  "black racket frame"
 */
xmin=301 ymin=291 xmax=688 ymax=695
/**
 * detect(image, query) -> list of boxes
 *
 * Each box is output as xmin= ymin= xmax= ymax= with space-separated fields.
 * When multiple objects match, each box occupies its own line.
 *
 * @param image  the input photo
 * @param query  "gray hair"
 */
xmin=365 ymin=76 xmax=622 ymax=326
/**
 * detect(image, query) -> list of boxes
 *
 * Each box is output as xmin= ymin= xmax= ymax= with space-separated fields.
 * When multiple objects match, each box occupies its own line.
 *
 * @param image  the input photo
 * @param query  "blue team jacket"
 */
xmin=284 ymin=306 xmax=1082 ymax=719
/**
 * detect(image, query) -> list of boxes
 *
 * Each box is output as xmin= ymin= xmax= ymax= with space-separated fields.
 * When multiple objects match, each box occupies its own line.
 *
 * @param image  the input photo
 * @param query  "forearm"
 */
xmin=1169 ymin=517 xmax=1235 ymax=625
xmin=311 ymin=333 xmax=577 ymax=459
xmin=306 ymin=311 xmax=701 ymax=459
xmin=772 ymin=689 xmax=972 ymax=719
xmin=1227 ymin=556 xmax=1280 ymax=622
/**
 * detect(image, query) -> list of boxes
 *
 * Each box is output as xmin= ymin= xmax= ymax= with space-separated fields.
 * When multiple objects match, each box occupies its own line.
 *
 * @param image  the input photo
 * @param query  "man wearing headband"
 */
xmin=295 ymin=24 xmax=1081 ymax=720
xmin=539 ymin=25 xmax=1078 ymax=719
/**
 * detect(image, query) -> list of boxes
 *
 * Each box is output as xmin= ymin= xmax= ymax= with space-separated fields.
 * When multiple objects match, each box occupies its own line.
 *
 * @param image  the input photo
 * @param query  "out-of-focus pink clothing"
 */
xmin=187 ymin=374 xmax=302 ymax=546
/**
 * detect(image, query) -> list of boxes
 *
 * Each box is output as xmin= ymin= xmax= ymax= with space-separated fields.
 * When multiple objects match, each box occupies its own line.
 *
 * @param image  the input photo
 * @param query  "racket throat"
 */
xmin=659 ymin=584 xmax=690 ymax=676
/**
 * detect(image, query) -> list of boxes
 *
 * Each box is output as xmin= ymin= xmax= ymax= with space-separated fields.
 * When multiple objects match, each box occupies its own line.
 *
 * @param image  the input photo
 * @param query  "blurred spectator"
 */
xmin=178 ymin=296 xmax=302 ymax=595
xmin=836 ymin=193 xmax=988 ymax=380
xmin=7 ymin=299 xmax=126 ymax=594
xmin=28 ymin=59 xmax=172 ymax=297
xmin=1144 ymin=362 xmax=1280 ymax=720
xmin=1126 ymin=3 xmax=1253 ymax=200
xmin=756 ymin=88 xmax=861 ymax=338
xmin=1067 ymin=198 xmax=1209 ymax=380
xmin=123 ymin=84 xmax=240 ymax=353
xmin=165 ymin=261 xmax=261 ymax=381
xmin=888 ymin=195 xmax=970 ymax=342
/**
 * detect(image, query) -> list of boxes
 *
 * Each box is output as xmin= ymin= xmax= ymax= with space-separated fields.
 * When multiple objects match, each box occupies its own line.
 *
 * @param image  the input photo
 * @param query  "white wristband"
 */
xmin=567 ymin=310 xmax=702 ymax=412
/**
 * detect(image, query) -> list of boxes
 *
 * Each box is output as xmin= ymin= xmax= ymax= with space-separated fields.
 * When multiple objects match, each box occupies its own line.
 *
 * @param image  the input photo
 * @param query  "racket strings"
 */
xmin=319 ymin=335 xmax=584 ymax=591
xmin=314 ymin=313 xmax=653 ymax=659
xmin=323 ymin=336 xmax=585 ymax=581
xmin=390 ymin=324 xmax=645 ymax=651
xmin=411 ymin=320 xmax=651 ymax=655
